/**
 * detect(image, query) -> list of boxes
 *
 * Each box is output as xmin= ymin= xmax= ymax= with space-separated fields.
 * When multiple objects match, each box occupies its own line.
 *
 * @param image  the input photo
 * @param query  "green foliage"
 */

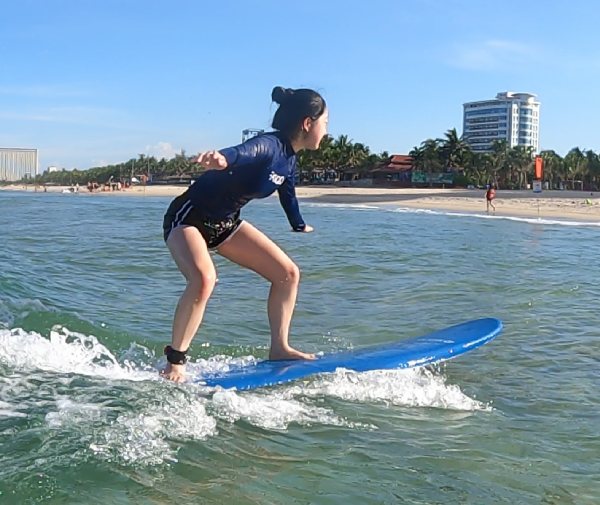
xmin=34 ymin=151 xmax=202 ymax=186
xmin=22 ymin=131 xmax=600 ymax=191
xmin=296 ymin=134 xmax=388 ymax=177
xmin=411 ymin=134 xmax=600 ymax=190
xmin=33 ymin=137 xmax=390 ymax=186
xmin=452 ymin=173 xmax=472 ymax=187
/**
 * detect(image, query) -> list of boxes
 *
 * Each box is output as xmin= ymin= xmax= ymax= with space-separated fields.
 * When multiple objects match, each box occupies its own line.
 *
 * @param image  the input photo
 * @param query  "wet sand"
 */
xmin=3 ymin=184 xmax=599 ymax=222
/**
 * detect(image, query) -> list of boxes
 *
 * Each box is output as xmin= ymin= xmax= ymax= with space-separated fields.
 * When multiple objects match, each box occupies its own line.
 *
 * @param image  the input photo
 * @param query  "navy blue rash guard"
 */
xmin=185 ymin=132 xmax=306 ymax=231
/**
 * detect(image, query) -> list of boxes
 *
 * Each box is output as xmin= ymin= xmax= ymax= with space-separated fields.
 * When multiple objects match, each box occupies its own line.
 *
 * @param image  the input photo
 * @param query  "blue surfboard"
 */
xmin=195 ymin=318 xmax=502 ymax=391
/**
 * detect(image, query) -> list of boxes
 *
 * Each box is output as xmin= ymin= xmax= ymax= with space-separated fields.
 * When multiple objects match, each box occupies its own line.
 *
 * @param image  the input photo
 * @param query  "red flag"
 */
xmin=534 ymin=156 xmax=543 ymax=180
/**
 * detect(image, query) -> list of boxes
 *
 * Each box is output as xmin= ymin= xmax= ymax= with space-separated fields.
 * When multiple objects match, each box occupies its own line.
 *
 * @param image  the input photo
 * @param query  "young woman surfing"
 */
xmin=161 ymin=86 xmax=328 ymax=382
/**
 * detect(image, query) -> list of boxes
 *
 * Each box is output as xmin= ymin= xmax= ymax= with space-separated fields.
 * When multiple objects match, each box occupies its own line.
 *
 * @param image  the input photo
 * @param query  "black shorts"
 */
xmin=162 ymin=193 xmax=242 ymax=249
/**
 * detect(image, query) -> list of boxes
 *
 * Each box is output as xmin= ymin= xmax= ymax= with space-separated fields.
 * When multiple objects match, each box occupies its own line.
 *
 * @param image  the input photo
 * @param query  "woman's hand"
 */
xmin=161 ymin=363 xmax=187 ymax=383
xmin=196 ymin=150 xmax=228 ymax=170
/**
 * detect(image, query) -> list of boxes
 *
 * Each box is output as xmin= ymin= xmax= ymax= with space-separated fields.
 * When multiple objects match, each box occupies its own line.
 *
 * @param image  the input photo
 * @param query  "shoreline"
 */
xmin=2 ymin=184 xmax=599 ymax=222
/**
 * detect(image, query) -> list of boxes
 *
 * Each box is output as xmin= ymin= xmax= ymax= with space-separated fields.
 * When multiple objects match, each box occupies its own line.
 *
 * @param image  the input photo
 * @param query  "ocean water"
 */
xmin=0 ymin=190 xmax=598 ymax=504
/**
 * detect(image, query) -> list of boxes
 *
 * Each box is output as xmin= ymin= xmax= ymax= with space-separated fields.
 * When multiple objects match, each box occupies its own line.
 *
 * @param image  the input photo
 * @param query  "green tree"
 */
xmin=438 ymin=128 xmax=470 ymax=169
xmin=509 ymin=145 xmax=534 ymax=189
xmin=408 ymin=144 xmax=425 ymax=171
xmin=539 ymin=150 xmax=563 ymax=189
xmin=584 ymin=149 xmax=600 ymax=189
xmin=563 ymin=147 xmax=586 ymax=190
xmin=489 ymin=140 xmax=509 ymax=187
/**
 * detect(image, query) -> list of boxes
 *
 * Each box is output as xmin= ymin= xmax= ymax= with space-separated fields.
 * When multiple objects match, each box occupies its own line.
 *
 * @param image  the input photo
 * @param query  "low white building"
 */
xmin=463 ymin=92 xmax=540 ymax=153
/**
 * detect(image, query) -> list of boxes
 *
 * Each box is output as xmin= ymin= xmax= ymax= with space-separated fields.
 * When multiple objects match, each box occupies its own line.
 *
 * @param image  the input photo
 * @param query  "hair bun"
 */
xmin=272 ymin=86 xmax=294 ymax=105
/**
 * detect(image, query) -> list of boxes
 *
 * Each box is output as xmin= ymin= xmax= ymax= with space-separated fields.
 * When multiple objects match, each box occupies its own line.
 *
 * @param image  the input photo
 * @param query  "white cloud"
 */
xmin=447 ymin=39 xmax=539 ymax=71
xmin=144 ymin=141 xmax=179 ymax=160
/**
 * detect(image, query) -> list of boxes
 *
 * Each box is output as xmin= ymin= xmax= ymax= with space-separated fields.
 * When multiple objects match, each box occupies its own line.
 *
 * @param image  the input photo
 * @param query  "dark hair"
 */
xmin=271 ymin=86 xmax=326 ymax=138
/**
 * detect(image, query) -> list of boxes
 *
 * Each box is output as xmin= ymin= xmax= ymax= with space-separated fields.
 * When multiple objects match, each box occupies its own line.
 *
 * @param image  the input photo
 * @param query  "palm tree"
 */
xmin=420 ymin=139 xmax=443 ymax=173
xmin=539 ymin=150 xmax=563 ymax=189
xmin=509 ymin=145 xmax=534 ymax=189
xmin=489 ymin=140 xmax=509 ymax=187
xmin=334 ymin=134 xmax=352 ymax=172
xmin=349 ymin=142 xmax=370 ymax=169
xmin=564 ymin=148 xmax=586 ymax=190
xmin=438 ymin=128 xmax=471 ymax=169
xmin=409 ymin=145 xmax=426 ymax=171
xmin=463 ymin=152 xmax=491 ymax=187
xmin=414 ymin=139 xmax=442 ymax=186
xmin=584 ymin=149 xmax=600 ymax=190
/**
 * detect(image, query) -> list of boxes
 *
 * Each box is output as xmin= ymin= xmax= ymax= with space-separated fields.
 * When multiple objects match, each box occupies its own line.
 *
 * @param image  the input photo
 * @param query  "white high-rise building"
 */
xmin=462 ymin=92 xmax=540 ymax=153
xmin=0 ymin=148 xmax=38 ymax=181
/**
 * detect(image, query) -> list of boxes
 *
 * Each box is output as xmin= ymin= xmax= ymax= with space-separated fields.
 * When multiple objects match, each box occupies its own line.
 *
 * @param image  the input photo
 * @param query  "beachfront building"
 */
xmin=242 ymin=128 xmax=264 ymax=142
xmin=371 ymin=154 xmax=413 ymax=186
xmin=0 ymin=148 xmax=38 ymax=181
xmin=462 ymin=92 xmax=540 ymax=153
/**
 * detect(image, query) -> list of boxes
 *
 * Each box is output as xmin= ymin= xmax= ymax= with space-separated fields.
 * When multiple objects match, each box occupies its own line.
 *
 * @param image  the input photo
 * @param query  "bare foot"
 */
xmin=269 ymin=347 xmax=316 ymax=361
xmin=160 ymin=363 xmax=187 ymax=382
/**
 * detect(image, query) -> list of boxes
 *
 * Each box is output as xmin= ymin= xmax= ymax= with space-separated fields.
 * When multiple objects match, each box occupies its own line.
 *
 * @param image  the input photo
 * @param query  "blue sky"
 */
xmin=1 ymin=0 xmax=599 ymax=170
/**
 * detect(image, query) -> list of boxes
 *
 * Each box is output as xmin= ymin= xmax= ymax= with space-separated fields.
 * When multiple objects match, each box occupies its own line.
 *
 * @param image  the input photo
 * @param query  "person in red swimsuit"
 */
xmin=486 ymin=183 xmax=497 ymax=213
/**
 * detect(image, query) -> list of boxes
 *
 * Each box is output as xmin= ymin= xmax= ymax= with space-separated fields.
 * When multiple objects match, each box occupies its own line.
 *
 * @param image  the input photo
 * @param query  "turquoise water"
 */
xmin=0 ymin=191 xmax=598 ymax=504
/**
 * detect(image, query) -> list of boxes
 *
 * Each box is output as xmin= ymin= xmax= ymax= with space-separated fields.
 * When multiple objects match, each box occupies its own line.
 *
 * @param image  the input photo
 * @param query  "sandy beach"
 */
xmin=2 ymin=183 xmax=600 ymax=222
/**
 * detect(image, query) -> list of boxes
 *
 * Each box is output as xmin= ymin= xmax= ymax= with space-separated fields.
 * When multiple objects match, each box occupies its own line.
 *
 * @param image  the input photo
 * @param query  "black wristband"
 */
xmin=164 ymin=345 xmax=188 ymax=365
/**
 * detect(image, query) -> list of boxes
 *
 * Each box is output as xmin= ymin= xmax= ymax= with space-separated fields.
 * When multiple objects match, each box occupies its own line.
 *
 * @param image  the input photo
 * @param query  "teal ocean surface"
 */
xmin=0 ymin=191 xmax=598 ymax=504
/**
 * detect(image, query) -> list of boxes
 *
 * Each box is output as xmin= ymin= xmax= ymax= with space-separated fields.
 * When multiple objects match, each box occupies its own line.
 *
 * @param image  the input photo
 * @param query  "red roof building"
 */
xmin=371 ymin=154 xmax=414 ymax=186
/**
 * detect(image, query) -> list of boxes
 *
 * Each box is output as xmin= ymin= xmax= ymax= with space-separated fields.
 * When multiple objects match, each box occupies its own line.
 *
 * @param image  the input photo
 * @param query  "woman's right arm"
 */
xmin=196 ymin=150 xmax=228 ymax=169
xmin=196 ymin=136 xmax=273 ymax=171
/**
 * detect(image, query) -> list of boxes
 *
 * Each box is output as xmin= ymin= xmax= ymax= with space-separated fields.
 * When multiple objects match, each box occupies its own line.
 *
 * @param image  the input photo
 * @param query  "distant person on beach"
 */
xmin=161 ymin=86 xmax=328 ymax=382
xmin=486 ymin=184 xmax=497 ymax=213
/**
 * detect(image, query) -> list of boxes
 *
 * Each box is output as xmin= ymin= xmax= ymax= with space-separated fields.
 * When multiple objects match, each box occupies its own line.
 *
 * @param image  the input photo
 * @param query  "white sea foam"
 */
xmin=0 ymin=326 xmax=156 ymax=381
xmin=189 ymin=356 xmax=374 ymax=431
xmin=304 ymin=202 xmax=382 ymax=211
xmin=287 ymin=367 xmax=491 ymax=411
xmin=304 ymin=201 xmax=600 ymax=227
xmin=390 ymin=206 xmax=600 ymax=227
xmin=0 ymin=326 xmax=490 ymax=467
xmin=210 ymin=388 xmax=365 ymax=431
xmin=89 ymin=395 xmax=218 ymax=466
xmin=0 ymin=327 xmax=488 ymax=414
xmin=45 ymin=397 xmax=105 ymax=428
xmin=186 ymin=354 xmax=261 ymax=377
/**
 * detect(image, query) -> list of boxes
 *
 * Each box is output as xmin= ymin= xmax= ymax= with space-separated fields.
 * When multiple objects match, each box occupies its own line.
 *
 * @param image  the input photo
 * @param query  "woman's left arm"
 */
xmin=277 ymin=177 xmax=313 ymax=232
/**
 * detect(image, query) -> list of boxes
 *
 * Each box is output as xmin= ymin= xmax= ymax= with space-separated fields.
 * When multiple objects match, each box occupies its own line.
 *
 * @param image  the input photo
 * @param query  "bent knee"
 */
xmin=275 ymin=262 xmax=300 ymax=285
xmin=187 ymin=270 xmax=217 ymax=299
